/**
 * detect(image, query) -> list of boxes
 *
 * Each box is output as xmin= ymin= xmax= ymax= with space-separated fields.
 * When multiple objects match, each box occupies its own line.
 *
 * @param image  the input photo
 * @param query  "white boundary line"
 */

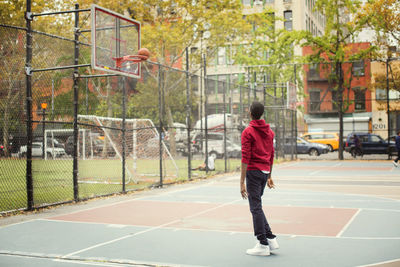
xmin=356 ymin=258 xmax=400 ymax=267
xmin=336 ymin=208 xmax=362 ymax=237
xmin=50 ymin=181 xmax=217 ymax=218
xmin=39 ymin=218 xmax=400 ymax=241
xmin=62 ymin=198 xmax=240 ymax=258
xmin=0 ymin=251 xmax=207 ymax=267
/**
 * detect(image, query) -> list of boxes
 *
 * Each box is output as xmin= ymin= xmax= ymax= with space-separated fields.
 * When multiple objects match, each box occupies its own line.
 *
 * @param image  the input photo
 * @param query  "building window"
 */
xmin=218 ymin=47 xmax=226 ymax=65
xmin=218 ymin=75 xmax=227 ymax=95
xmin=206 ymin=75 xmax=218 ymax=95
xmin=331 ymin=90 xmax=339 ymax=111
xmin=227 ymin=45 xmax=235 ymax=65
xmin=375 ymin=88 xmax=386 ymax=100
xmin=309 ymin=90 xmax=320 ymax=112
xmin=352 ymin=60 xmax=365 ymax=76
xmin=354 ymin=88 xmax=366 ymax=111
xmin=308 ymin=63 xmax=319 ymax=79
xmin=284 ymin=10 xmax=292 ymax=31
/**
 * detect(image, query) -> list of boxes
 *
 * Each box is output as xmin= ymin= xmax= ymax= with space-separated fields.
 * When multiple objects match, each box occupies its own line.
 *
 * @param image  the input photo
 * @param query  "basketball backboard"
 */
xmin=91 ymin=5 xmax=141 ymax=78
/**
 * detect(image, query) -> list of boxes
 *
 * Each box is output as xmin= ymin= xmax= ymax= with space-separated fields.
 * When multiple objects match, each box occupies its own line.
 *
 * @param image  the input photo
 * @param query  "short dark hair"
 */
xmin=250 ymin=101 xmax=264 ymax=120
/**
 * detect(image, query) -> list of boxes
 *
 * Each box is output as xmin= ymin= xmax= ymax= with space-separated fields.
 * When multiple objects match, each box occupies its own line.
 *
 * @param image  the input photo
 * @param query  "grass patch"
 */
xmin=0 ymin=157 xmax=241 ymax=213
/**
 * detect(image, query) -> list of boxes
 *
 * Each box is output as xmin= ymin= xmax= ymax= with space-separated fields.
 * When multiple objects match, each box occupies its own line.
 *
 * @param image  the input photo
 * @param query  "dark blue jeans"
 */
xmin=246 ymin=170 xmax=275 ymax=244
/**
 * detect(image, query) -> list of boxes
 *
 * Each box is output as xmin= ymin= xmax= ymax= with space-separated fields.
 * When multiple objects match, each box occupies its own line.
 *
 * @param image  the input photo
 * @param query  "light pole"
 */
xmin=386 ymin=46 xmax=397 ymax=160
xmin=386 ymin=46 xmax=397 ymax=159
xmin=41 ymin=102 xmax=47 ymax=159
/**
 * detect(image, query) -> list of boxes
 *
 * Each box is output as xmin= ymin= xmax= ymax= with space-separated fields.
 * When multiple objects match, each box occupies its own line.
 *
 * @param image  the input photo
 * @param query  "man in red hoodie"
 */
xmin=240 ymin=101 xmax=279 ymax=256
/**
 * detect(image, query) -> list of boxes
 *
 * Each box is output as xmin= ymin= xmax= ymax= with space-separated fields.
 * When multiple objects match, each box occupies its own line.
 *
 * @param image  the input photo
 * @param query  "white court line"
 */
xmin=0 ymin=251 xmax=207 ymax=267
xmin=336 ymin=208 xmax=362 ymax=237
xmin=62 ymin=198 xmax=241 ymax=258
xmin=356 ymin=258 xmax=400 ymax=267
xmin=0 ymin=218 xmax=39 ymax=229
xmin=332 ymin=162 xmax=343 ymax=167
xmin=1 ymin=180 xmax=217 ymax=229
xmin=308 ymin=169 xmax=325 ymax=176
xmin=274 ymin=161 xmax=301 ymax=168
xmin=44 ymin=180 xmax=217 ymax=219
xmin=39 ymin=217 xmax=400 ymax=240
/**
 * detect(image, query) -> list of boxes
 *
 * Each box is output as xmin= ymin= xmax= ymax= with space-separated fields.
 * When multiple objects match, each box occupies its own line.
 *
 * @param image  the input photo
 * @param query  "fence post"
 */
xmin=158 ymin=65 xmax=164 ymax=187
xmin=263 ymin=75 xmax=267 ymax=121
xmin=122 ymin=76 xmax=126 ymax=192
xmin=185 ymin=48 xmax=192 ymax=180
xmin=72 ymin=3 xmax=80 ymax=201
xmin=223 ymin=81 xmax=227 ymax=173
xmin=25 ymin=0 xmax=34 ymax=211
xmin=203 ymin=54 xmax=209 ymax=173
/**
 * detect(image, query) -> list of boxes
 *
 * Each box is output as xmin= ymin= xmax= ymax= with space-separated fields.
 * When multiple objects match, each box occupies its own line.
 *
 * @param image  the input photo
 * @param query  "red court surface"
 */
xmin=49 ymin=200 xmax=357 ymax=237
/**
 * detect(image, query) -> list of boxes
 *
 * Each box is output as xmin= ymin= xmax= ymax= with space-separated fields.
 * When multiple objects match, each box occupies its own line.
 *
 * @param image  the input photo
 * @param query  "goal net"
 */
xmin=77 ymin=115 xmax=179 ymax=185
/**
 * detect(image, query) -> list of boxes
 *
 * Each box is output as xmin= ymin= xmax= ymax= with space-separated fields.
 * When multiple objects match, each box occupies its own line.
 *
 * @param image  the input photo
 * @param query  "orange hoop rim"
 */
xmin=113 ymin=54 xmax=148 ymax=68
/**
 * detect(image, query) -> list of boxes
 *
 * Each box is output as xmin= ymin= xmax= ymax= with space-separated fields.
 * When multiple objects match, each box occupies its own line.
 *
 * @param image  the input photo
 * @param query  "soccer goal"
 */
xmin=77 ymin=115 xmax=179 ymax=184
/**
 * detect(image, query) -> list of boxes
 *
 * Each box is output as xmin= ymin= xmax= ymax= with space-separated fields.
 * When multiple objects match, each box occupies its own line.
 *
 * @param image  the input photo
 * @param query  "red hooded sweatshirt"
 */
xmin=241 ymin=119 xmax=275 ymax=172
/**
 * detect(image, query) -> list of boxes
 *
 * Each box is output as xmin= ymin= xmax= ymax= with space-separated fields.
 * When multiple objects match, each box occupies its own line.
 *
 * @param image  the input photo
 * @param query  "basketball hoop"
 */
xmin=113 ymin=48 xmax=150 ymax=68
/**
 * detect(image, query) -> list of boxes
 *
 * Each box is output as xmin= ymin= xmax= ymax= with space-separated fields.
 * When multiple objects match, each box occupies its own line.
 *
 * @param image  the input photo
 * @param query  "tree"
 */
xmin=359 ymin=0 xmax=400 ymax=49
xmin=234 ymin=8 xmax=305 ymax=112
xmin=0 ymin=0 xmax=77 ymax=35
xmin=235 ymin=9 xmax=303 ymax=82
xmin=0 ymin=27 xmax=26 ymax=155
xmin=125 ymin=0 xmax=248 ymax=156
xmin=301 ymin=0 xmax=374 ymax=160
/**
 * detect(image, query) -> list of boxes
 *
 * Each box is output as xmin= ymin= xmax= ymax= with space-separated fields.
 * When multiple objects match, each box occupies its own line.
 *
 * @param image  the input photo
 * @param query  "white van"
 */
xmin=194 ymin=114 xmax=240 ymax=132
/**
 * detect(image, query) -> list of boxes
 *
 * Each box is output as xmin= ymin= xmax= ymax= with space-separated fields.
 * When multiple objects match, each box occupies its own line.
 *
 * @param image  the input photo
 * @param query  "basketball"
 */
xmin=137 ymin=48 xmax=150 ymax=60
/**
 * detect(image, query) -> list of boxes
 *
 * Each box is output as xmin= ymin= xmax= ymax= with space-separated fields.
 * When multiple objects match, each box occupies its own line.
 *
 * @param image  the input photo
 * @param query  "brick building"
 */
xmin=302 ymin=42 xmax=372 ymax=135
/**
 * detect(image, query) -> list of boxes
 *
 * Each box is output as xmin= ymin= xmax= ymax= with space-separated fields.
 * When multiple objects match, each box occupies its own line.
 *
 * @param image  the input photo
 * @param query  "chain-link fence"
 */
xmin=0 ymin=23 xmax=297 ymax=214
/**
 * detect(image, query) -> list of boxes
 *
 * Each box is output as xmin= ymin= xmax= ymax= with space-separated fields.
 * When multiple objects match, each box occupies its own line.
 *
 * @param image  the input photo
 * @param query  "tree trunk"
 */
xmin=337 ymin=62 xmax=344 ymax=160
xmin=2 ymin=105 xmax=9 ymax=156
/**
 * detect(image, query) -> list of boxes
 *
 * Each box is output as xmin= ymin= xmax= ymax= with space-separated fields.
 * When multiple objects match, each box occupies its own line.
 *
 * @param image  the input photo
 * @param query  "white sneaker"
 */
xmin=246 ymin=242 xmax=270 ymax=256
xmin=393 ymin=161 xmax=398 ymax=167
xmin=268 ymin=238 xmax=279 ymax=250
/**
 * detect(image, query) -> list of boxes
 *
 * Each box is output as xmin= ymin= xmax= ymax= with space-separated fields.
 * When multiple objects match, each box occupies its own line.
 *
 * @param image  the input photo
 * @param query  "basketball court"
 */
xmin=1 ymin=160 xmax=399 ymax=267
xmin=7 ymin=4 xmax=400 ymax=266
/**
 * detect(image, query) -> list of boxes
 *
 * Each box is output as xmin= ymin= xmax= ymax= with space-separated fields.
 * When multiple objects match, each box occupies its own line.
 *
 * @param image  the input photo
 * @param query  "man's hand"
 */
xmin=240 ymin=162 xmax=248 ymax=199
xmin=267 ymin=177 xmax=275 ymax=189
xmin=240 ymin=182 xmax=248 ymax=199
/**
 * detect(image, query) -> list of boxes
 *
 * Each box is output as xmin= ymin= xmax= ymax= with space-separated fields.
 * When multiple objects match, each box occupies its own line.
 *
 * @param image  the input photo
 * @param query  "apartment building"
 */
xmin=370 ymin=60 xmax=400 ymax=139
xmin=204 ymin=0 xmax=326 ymax=115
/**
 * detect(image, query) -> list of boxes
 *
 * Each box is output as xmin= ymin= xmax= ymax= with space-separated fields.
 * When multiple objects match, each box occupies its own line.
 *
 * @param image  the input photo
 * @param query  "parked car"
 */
xmin=34 ymin=137 xmax=64 ymax=149
xmin=18 ymin=142 xmax=66 ymax=158
xmin=182 ymin=132 xmax=241 ymax=158
xmin=65 ymin=135 xmax=104 ymax=156
xmin=165 ymin=123 xmax=188 ymax=143
xmin=345 ymin=132 xmax=396 ymax=156
xmin=205 ymin=139 xmax=241 ymax=159
xmin=280 ymin=137 xmax=329 ymax=156
xmin=301 ymin=132 xmax=339 ymax=152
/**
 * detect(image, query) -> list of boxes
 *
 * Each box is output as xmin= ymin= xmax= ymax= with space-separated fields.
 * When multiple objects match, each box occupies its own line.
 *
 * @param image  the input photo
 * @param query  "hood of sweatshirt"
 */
xmin=249 ymin=119 xmax=272 ymax=138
